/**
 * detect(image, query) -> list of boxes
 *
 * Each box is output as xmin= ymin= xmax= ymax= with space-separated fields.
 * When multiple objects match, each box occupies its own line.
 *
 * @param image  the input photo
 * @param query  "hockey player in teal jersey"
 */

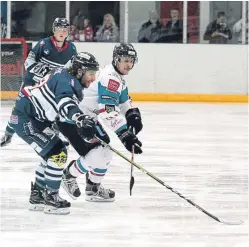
xmin=8 ymin=52 xmax=99 ymax=215
xmin=1 ymin=17 xmax=77 ymax=147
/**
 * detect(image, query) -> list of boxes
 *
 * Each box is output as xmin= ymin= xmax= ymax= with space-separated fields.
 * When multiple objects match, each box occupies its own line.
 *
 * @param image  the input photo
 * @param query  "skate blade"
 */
xmin=29 ymin=203 xmax=45 ymax=211
xmin=61 ymin=182 xmax=79 ymax=200
xmin=85 ymin=195 xmax=115 ymax=202
xmin=44 ymin=206 xmax=70 ymax=215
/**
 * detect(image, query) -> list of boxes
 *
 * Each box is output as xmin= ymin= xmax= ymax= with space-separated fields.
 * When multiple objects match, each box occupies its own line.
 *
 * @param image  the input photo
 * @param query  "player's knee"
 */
xmin=104 ymin=147 xmax=113 ymax=165
xmin=91 ymin=146 xmax=113 ymax=167
xmin=49 ymin=150 xmax=67 ymax=167
xmin=44 ymin=141 xmax=68 ymax=168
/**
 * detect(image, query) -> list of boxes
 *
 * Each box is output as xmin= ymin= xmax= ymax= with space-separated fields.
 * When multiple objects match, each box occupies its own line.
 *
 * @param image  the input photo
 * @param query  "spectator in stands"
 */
xmin=96 ymin=13 xmax=119 ymax=42
xmin=78 ymin=18 xmax=93 ymax=42
xmin=232 ymin=11 xmax=249 ymax=44
xmin=138 ymin=10 xmax=163 ymax=43
xmin=68 ymin=24 xmax=79 ymax=42
xmin=72 ymin=9 xmax=85 ymax=29
xmin=204 ymin=11 xmax=232 ymax=44
xmin=1 ymin=18 xmax=7 ymax=38
xmin=164 ymin=8 xmax=183 ymax=43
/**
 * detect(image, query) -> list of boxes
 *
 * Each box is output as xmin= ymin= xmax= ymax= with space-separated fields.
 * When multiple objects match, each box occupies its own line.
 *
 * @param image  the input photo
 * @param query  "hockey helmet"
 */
xmin=52 ymin=18 xmax=70 ymax=33
xmin=71 ymin=52 xmax=99 ymax=76
xmin=112 ymin=43 xmax=138 ymax=66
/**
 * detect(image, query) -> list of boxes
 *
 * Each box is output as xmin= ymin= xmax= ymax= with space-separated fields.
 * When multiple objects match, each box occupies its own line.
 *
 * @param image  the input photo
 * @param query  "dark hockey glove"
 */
xmin=117 ymin=129 xmax=142 ymax=154
xmin=125 ymin=108 xmax=143 ymax=135
xmin=73 ymin=114 xmax=96 ymax=139
xmin=0 ymin=132 xmax=13 ymax=147
xmin=95 ymin=121 xmax=110 ymax=144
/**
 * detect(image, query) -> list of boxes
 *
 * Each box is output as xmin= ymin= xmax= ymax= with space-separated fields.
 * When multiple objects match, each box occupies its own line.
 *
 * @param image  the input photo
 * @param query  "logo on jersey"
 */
xmin=44 ymin=49 xmax=50 ymax=55
xmin=105 ymin=104 xmax=115 ymax=113
xmin=10 ymin=115 xmax=18 ymax=124
xmin=107 ymin=79 xmax=119 ymax=92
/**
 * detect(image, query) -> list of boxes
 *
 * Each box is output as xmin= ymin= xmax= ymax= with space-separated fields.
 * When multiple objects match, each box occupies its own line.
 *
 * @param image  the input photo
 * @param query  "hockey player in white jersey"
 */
xmin=61 ymin=43 xmax=143 ymax=202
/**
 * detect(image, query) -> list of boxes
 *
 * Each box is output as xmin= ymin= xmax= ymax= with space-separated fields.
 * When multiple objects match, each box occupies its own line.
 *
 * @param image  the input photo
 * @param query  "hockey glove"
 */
xmin=125 ymin=108 xmax=143 ymax=135
xmin=73 ymin=113 xmax=96 ymax=139
xmin=0 ymin=132 xmax=13 ymax=147
xmin=95 ymin=121 xmax=110 ymax=144
xmin=117 ymin=129 xmax=142 ymax=154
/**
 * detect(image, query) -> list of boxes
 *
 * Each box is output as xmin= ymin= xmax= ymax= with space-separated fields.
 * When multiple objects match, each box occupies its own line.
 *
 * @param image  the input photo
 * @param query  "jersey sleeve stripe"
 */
xmin=30 ymin=96 xmax=46 ymax=120
xmin=40 ymin=57 xmax=65 ymax=67
xmin=40 ymin=86 xmax=57 ymax=113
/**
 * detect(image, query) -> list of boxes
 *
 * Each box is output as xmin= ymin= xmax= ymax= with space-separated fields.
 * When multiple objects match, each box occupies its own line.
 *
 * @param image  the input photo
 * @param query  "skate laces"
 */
xmin=50 ymin=192 xmax=65 ymax=202
xmin=97 ymin=184 xmax=110 ymax=197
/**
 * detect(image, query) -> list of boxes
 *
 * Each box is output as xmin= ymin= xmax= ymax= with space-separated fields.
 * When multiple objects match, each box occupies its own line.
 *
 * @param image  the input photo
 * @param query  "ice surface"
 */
xmin=0 ymin=101 xmax=248 ymax=247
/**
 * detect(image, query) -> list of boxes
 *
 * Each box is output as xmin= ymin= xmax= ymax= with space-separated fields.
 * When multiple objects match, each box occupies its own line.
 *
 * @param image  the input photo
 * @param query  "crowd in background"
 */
xmin=137 ymin=8 xmax=248 ymax=44
xmin=1 ymin=1 xmax=248 ymax=44
xmin=138 ymin=8 xmax=184 ymax=43
xmin=68 ymin=11 xmax=119 ymax=42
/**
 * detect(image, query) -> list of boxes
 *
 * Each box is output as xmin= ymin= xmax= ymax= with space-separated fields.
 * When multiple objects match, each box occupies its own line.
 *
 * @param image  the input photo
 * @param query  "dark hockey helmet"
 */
xmin=71 ymin=52 xmax=99 ymax=76
xmin=112 ymin=43 xmax=138 ymax=67
xmin=52 ymin=17 xmax=70 ymax=33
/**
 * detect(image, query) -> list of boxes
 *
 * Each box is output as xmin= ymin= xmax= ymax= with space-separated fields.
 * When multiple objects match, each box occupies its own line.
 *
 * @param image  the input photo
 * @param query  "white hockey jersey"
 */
xmin=79 ymin=64 xmax=133 ymax=133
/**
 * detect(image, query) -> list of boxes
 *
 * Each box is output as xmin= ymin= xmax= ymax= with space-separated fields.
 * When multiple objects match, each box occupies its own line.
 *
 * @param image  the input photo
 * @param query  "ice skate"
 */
xmin=85 ymin=179 xmax=115 ymax=202
xmin=43 ymin=190 xmax=71 ymax=215
xmin=29 ymin=182 xmax=45 ymax=211
xmin=61 ymin=161 xmax=81 ymax=200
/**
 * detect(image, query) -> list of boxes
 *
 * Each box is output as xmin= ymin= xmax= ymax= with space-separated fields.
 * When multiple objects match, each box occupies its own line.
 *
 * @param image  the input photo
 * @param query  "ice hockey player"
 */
xmin=8 ymin=52 xmax=99 ymax=215
xmin=1 ymin=17 xmax=77 ymax=147
xmin=60 ymin=43 xmax=143 ymax=202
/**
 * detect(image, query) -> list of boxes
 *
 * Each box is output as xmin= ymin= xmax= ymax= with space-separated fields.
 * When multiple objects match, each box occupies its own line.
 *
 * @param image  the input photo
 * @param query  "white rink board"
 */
xmin=0 ymin=102 xmax=248 ymax=247
xmin=32 ymin=42 xmax=249 ymax=95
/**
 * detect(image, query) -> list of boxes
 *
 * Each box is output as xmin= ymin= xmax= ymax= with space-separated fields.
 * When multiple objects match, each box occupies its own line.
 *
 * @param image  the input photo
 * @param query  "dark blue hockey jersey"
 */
xmin=15 ymin=68 xmax=83 ymax=123
xmin=24 ymin=36 xmax=77 ymax=86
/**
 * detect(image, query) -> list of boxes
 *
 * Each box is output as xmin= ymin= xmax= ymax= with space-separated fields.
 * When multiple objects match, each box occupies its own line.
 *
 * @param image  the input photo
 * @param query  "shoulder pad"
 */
xmin=70 ymin=42 xmax=77 ymax=49
xmin=100 ymin=73 xmax=121 ymax=93
xmin=39 ymin=37 xmax=50 ymax=46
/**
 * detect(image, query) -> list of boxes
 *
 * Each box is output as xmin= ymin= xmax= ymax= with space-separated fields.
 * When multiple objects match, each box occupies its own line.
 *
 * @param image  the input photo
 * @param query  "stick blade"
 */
xmin=219 ymin=218 xmax=244 ymax=225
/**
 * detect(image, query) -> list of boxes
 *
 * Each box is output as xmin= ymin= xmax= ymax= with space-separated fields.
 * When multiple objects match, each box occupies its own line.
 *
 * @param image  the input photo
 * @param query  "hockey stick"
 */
xmin=95 ymin=136 xmax=244 ymax=225
xmin=129 ymin=128 xmax=135 ymax=196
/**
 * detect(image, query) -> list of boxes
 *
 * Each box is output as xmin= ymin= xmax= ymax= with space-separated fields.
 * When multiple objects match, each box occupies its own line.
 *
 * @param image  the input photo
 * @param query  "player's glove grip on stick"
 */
xmin=117 ymin=129 xmax=142 ymax=154
xmin=73 ymin=113 xmax=96 ymax=139
xmin=95 ymin=121 xmax=110 ymax=144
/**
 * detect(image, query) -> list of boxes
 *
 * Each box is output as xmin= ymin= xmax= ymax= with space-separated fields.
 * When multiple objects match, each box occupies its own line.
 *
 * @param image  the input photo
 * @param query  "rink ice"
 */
xmin=0 ymin=101 xmax=248 ymax=247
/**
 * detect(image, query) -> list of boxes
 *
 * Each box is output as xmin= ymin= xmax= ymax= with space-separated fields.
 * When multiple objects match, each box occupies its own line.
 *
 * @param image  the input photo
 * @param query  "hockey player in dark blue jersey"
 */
xmin=8 ymin=52 xmax=99 ymax=215
xmin=1 ymin=17 xmax=77 ymax=147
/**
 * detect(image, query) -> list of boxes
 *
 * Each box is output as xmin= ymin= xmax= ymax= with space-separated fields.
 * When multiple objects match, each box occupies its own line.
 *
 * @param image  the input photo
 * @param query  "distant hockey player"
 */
xmin=60 ymin=43 xmax=143 ymax=202
xmin=8 ymin=52 xmax=99 ymax=214
xmin=1 ymin=17 xmax=77 ymax=147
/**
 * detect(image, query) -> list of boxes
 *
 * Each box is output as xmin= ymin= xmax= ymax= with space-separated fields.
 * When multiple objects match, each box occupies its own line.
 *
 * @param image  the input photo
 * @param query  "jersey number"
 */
xmin=30 ymin=63 xmax=50 ymax=78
